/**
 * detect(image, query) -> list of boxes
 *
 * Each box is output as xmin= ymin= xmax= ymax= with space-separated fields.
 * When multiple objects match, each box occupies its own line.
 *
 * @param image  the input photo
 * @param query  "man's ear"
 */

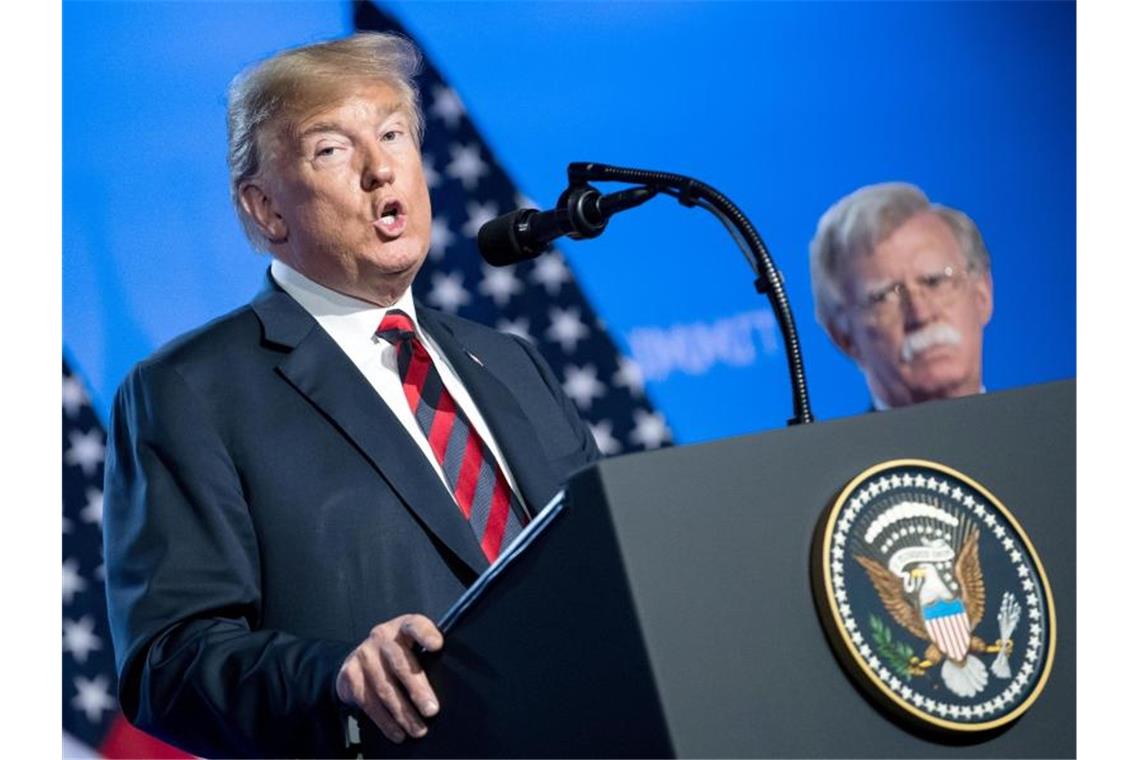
xmin=974 ymin=269 xmax=995 ymax=327
xmin=825 ymin=312 xmax=862 ymax=363
xmin=239 ymin=182 xmax=288 ymax=243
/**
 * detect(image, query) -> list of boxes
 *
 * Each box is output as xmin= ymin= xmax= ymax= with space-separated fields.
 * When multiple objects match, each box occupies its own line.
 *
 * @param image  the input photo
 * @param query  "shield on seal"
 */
xmin=922 ymin=598 xmax=972 ymax=662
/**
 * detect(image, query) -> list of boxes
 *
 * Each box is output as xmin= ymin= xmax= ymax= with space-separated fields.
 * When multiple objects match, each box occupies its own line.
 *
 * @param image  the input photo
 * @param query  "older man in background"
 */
xmin=809 ymin=182 xmax=994 ymax=409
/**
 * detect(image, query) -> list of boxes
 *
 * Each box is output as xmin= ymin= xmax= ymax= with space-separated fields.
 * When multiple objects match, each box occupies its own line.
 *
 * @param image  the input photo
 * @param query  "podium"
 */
xmin=377 ymin=381 xmax=1074 ymax=758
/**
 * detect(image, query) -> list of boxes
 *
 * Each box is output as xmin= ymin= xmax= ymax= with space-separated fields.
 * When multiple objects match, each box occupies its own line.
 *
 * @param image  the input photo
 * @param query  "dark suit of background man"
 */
xmin=103 ymin=33 xmax=600 ymax=758
xmin=809 ymin=182 xmax=995 ymax=410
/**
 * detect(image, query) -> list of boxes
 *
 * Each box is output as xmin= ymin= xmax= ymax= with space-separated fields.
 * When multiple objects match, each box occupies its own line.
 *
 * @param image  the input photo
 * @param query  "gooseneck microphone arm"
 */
xmin=478 ymin=162 xmax=814 ymax=426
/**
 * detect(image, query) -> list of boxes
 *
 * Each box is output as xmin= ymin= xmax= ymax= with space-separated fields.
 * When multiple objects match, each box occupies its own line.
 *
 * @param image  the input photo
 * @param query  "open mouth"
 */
xmin=374 ymin=199 xmax=407 ymax=238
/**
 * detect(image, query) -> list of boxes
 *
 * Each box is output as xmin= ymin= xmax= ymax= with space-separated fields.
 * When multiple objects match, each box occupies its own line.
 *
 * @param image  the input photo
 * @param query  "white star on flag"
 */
xmin=72 ymin=674 xmax=115 ymax=723
xmin=446 ymin=143 xmax=488 ymax=190
xmin=63 ymin=616 xmax=103 ymax=664
xmin=613 ymin=355 xmax=645 ymax=396
xmin=65 ymin=429 xmax=105 ymax=477
xmin=81 ymin=487 xmax=103 ymax=525
xmin=63 ymin=557 xmax=87 ymax=605
xmin=531 ymin=254 xmax=571 ymax=295
xmin=429 ymin=216 xmax=456 ymax=260
xmin=497 ymin=317 xmax=533 ymax=344
xmin=546 ymin=306 xmax=589 ymax=353
xmin=589 ymin=419 xmax=622 ymax=455
xmin=430 ymin=85 xmax=465 ymax=129
xmin=629 ymin=409 xmax=670 ymax=449
xmin=562 ymin=364 xmax=606 ymax=410
xmin=478 ymin=264 xmax=523 ymax=306
xmin=422 ymin=152 xmax=442 ymax=189
xmin=62 ymin=374 xmax=87 ymax=418
xmin=426 ymin=271 xmax=471 ymax=313
xmin=461 ymin=200 xmax=499 ymax=238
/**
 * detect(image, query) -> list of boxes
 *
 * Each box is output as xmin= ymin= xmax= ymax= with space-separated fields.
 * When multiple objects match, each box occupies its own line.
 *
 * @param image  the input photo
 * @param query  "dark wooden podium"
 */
xmin=366 ymin=381 xmax=1074 ymax=758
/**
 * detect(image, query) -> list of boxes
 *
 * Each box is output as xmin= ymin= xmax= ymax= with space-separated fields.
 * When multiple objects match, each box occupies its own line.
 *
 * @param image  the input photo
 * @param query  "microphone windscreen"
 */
xmin=477 ymin=209 xmax=538 ymax=267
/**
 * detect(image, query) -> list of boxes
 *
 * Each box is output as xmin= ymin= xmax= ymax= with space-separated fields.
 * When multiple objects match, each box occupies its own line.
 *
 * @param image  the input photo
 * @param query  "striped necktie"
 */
xmin=376 ymin=309 xmax=527 ymax=563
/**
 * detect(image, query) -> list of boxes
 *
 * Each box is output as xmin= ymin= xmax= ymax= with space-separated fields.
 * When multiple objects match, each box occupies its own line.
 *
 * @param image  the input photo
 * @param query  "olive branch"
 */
xmin=868 ymin=614 xmax=915 ymax=679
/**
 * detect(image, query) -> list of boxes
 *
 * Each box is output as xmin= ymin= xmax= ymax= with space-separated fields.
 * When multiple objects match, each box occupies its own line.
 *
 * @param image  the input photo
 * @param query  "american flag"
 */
xmin=62 ymin=4 xmax=671 ymax=755
xmin=62 ymin=360 xmax=189 ymax=758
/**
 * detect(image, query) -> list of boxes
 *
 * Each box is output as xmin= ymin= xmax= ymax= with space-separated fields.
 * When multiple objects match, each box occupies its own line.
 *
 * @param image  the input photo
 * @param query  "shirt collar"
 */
xmin=270 ymin=258 xmax=421 ymax=341
xmin=871 ymin=384 xmax=987 ymax=411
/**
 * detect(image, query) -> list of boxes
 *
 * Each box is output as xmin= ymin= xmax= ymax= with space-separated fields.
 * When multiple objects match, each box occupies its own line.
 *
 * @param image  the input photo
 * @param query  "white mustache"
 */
xmin=900 ymin=323 xmax=962 ymax=363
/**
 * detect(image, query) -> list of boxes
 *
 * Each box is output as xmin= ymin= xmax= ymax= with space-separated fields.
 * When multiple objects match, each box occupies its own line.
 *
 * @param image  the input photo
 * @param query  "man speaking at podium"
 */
xmin=103 ymin=33 xmax=599 ymax=757
xmin=809 ymin=182 xmax=995 ymax=410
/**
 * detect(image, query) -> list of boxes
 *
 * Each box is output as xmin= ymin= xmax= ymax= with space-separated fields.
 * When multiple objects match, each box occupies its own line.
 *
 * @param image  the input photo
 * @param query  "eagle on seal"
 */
xmin=855 ymin=524 xmax=998 ymax=698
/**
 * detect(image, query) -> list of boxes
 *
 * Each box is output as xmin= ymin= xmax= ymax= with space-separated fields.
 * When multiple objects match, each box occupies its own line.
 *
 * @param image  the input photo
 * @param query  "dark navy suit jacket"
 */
xmin=103 ymin=276 xmax=601 ymax=757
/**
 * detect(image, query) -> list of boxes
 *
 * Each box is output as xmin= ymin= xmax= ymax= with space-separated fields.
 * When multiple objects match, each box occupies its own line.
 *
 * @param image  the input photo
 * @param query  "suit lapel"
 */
xmin=417 ymin=307 xmax=561 ymax=517
xmin=251 ymin=280 xmax=490 ymax=576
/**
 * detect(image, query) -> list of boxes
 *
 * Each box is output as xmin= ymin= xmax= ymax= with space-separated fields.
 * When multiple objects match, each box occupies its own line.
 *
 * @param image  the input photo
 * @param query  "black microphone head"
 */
xmin=477 ymin=208 xmax=542 ymax=267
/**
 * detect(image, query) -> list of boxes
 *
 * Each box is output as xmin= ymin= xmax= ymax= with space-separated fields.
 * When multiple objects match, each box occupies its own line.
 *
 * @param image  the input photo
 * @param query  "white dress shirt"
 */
xmin=270 ymin=259 xmax=522 ymax=503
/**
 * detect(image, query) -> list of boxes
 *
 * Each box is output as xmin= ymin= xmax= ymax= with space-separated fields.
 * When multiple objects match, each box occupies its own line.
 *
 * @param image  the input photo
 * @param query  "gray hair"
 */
xmin=808 ymin=182 xmax=990 ymax=325
xmin=226 ymin=32 xmax=424 ymax=251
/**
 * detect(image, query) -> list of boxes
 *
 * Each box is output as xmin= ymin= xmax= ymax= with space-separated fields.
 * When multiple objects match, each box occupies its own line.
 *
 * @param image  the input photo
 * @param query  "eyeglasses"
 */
xmin=851 ymin=264 xmax=975 ymax=324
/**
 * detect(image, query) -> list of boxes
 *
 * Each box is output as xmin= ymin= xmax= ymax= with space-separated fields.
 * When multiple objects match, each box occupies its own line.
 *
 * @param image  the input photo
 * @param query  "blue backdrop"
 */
xmin=63 ymin=0 xmax=1075 ymax=442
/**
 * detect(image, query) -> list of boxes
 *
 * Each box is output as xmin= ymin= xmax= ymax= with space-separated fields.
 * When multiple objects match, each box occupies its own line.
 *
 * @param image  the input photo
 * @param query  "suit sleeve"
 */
xmin=510 ymin=334 xmax=603 ymax=469
xmin=103 ymin=360 xmax=356 ymax=758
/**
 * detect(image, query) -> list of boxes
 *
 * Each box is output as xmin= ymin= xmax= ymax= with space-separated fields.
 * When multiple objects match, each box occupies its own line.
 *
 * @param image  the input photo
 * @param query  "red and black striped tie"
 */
xmin=376 ymin=310 xmax=527 ymax=562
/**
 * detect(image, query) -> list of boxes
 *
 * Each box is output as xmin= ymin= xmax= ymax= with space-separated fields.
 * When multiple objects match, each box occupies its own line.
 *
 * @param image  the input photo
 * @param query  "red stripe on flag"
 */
xmin=453 ymin=434 xmax=483 ymax=518
xmin=428 ymin=392 xmax=457 ymax=462
xmin=481 ymin=475 xmax=512 ymax=561
xmin=98 ymin=712 xmax=192 ymax=759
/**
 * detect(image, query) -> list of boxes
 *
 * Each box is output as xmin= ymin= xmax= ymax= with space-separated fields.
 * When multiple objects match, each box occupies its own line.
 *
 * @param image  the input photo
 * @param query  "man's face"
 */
xmin=244 ymin=81 xmax=432 ymax=305
xmin=829 ymin=211 xmax=993 ymax=408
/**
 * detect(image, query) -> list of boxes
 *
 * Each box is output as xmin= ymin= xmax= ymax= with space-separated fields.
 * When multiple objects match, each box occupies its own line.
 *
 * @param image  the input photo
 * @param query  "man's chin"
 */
xmin=900 ymin=366 xmax=977 ymax=402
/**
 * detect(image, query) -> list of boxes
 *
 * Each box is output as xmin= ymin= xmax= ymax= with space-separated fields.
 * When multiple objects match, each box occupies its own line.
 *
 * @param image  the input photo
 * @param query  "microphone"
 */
xmin=478 ymin=185 xmax=657 ymax=267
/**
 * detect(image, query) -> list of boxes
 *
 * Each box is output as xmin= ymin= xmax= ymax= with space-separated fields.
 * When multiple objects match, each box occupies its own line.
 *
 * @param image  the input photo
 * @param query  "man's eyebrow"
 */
xmin=296 ymin=122 xmax=349 ymax=140
xmin=295 ymin=106 xmax=407 ymax=141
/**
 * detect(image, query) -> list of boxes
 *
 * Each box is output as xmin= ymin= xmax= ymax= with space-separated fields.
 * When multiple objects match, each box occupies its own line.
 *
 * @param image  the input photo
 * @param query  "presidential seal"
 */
xmin=812 ymin=459 xmax=1055 ymax=733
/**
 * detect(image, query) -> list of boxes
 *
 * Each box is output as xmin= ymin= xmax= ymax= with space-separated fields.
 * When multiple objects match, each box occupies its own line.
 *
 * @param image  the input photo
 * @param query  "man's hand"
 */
xmin=335 ymin=614 xmax=444 ymax=744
